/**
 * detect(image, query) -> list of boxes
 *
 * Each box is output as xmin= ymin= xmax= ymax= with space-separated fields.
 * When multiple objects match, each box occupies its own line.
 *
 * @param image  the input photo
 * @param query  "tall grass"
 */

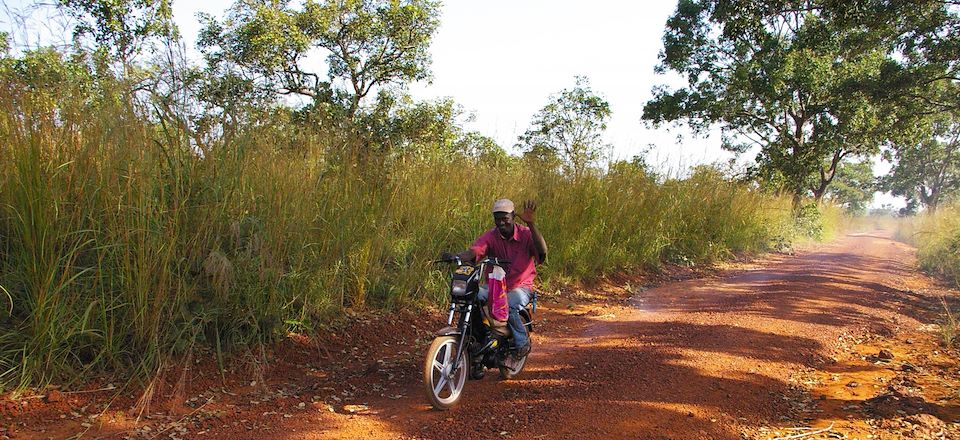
xmin=896 ymin=204 xmax=960 ymax=286
xmin=0 ymin=78 xmax=800 ymax=390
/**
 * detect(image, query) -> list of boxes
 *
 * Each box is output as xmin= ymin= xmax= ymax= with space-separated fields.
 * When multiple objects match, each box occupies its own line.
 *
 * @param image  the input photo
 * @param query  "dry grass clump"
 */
xmin=940 ymin=297 xmax=958 ymax=348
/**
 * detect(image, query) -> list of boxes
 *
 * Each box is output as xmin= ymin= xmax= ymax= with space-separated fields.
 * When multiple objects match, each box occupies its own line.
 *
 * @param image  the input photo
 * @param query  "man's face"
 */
xmin=493 ymin=211 xmax=515 ymax=238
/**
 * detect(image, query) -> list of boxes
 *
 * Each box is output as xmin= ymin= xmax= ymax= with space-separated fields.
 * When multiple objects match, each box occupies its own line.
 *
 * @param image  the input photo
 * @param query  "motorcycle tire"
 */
xmin=423 ymin=335 xmax=468 ymax=410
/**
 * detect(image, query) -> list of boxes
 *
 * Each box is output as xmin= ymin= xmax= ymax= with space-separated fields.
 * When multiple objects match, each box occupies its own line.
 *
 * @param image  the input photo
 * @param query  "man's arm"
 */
xmin=456 ymin=248 xmax=477 ymax=263
xmin=519 ymin=200 xmax=547 ymax=262
xmin=441 ymin=233 xmax=486 ymax=264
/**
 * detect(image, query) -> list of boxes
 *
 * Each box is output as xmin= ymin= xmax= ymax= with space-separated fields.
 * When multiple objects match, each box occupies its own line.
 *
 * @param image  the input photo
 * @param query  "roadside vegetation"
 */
xmin=0 ymin=69 xmax=802 ymax=390
xmin=1 ymin=0 xmax=959 ymax=392
xmin=890 ymin=205 xmax=960 ymax=351
xmin=894 ymin=204 xmax=960 ymax=287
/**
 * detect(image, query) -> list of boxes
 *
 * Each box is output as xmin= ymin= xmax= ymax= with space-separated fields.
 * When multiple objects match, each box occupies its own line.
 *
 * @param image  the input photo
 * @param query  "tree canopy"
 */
xmin=518 ymin=77 xmax=612 ymax=180
xmin=642 ymin=0 xmax=960 ymax=203
xmin=58 ymin=0 xmax=176 ymax=65
xmin=198 ymin=0 xmax=440 ymax=118
xmin=824 ymin=159 xmax=875 ymax=214
xmin=883 ymin=109 xmax=960 ymax=212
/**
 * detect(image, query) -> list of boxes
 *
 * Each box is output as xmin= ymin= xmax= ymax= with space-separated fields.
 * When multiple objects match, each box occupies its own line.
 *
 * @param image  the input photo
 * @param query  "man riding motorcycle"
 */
xmin=444 ymin=198 xmax=547 ymax=357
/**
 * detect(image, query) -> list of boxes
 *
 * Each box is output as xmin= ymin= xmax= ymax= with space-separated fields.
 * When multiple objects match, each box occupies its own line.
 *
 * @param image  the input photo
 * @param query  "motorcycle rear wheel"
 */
xmin=423 ymin=336 xmax=468 ymax=410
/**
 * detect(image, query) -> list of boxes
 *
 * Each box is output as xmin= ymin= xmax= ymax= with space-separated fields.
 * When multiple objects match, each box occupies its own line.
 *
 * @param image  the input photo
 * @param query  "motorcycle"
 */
xmin=422 ymin=255 xmax=535 ymax=410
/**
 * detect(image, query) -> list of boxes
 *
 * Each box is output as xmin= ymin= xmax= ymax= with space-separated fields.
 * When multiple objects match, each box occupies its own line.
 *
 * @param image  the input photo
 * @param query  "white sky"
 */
xmin=403 ymin=1 xmax=719 ymax=166
xmin=1 ymin=0 xmax=904 ymax=208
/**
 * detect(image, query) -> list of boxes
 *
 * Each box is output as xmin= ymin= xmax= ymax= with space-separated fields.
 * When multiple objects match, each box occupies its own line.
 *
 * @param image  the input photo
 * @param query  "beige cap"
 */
xmin=492 ymin=198 xmax=515 ymax=213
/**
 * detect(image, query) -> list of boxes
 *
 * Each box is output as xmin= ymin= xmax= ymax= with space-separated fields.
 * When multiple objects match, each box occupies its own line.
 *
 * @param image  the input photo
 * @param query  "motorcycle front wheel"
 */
xmin=423 ymin=335 xmax=468 ymax=410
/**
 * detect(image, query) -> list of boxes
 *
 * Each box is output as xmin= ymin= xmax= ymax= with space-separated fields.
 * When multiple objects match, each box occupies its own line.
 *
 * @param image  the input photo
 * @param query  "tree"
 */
xmin=883 ymin=112 xmax=960 ymax=212
xmin=454 ymin=132 xmax=508 ymax=164
xmin=517 ymin=77 xmax=611 ymax=180
xmin=0 ymin=40 xmax=137 ymax=110
xmin=355 ymin=93 xmax=463 ymax=155
xmin=824 ymin=159 xmax=875 ymax=214
xmin=826 ymin=1 xmax=960 ymax=114
xmin=198 ymin=0 xmax=440 ymax=119
xmin=58 ymin=0 xmax=176 ymax=67
xmin=642 ymin=0 xmax=946 ymax=204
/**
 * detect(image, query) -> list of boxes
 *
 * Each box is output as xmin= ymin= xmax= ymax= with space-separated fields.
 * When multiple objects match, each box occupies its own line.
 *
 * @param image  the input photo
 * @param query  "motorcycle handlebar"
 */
xmin=431 ymin=255 xmax=511 ymax=267
xmin=481 ymin=257 xmax=511 ymax=266
xmin=431 ymin=256 xmax=461 ymax=265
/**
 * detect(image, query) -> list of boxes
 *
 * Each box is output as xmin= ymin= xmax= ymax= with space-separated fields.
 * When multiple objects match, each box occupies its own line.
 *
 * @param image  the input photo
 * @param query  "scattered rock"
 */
xmin=864 ymin=387 xmax=928 ymax=418
xmin=878 ymin=349 xmax=895 ymax=360
xmin=847 ymin=381 xmax=860 ymax=388
xmin=44 ymin=390 xmax=63 ymax=403
xmin=905 ymin=413 xmax=946 ymax=430
xmin=343 ymin=404 xmax=370 ymax=414
xmin=901 ymin=362 xmax=918 ymax=372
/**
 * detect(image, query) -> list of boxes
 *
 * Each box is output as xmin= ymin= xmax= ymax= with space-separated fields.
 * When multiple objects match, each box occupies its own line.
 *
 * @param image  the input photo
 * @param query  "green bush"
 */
xmin=793 ymin=202 xmax=824 ymax=240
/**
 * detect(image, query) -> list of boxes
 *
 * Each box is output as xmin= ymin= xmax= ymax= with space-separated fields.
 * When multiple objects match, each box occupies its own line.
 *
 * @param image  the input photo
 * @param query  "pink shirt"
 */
xmin=470 ymin=224 xmax=542 ymax=290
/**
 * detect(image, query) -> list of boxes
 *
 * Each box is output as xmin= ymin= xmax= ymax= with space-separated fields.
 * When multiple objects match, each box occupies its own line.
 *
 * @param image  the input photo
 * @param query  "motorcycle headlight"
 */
xmin=450 ymin=279 xmax=468 ymax=296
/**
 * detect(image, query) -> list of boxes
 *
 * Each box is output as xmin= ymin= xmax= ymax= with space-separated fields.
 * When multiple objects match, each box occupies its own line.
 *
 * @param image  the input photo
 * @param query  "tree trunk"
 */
xmin=813 ymin=187 xmax=827 ymax=204
xmin=792 ymin=192 xmax=804 ymax=210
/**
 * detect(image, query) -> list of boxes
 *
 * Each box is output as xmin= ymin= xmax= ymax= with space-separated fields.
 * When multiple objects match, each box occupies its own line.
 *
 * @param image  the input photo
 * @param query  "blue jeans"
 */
xmin=477 ymin=286 xmax=532 ymax=349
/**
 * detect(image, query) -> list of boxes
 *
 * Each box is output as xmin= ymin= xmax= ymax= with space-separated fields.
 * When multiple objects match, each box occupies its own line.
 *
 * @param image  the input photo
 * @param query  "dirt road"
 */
xmin=5 ymin=231 xmax=959 ymax=439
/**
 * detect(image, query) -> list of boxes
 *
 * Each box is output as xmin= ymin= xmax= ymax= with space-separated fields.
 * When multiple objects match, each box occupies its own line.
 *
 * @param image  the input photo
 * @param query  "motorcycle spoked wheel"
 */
xmin=423 ymin=335 xmax=468 ymax=410
xmin=498 ymin=313 xmax=532 ymax=380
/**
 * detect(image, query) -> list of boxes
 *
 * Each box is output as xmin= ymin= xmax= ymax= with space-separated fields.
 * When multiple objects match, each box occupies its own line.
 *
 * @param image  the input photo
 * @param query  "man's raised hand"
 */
xmin=519 ymin=200 xmax=537 ymax=225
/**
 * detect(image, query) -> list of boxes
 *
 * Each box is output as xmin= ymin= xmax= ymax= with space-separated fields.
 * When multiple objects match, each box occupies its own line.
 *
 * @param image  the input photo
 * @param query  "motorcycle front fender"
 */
xmin=435 ymin=326 xmax=461 ymax=337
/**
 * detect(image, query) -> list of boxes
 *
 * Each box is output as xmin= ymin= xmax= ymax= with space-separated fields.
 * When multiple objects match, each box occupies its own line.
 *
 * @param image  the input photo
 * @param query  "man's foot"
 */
xmin=470 ymin=364 xmax=485 ymax=380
